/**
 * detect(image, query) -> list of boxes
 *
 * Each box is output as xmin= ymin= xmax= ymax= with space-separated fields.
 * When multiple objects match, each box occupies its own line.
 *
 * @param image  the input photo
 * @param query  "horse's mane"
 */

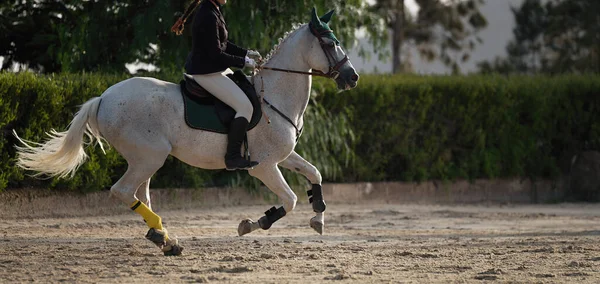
xmin=262 ymin=23 xmax=306 ymax=66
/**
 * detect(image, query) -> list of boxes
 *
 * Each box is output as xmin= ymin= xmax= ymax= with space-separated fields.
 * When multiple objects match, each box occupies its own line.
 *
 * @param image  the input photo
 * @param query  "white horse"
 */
xmin=13 ymin=8 xmax=358 ymax=256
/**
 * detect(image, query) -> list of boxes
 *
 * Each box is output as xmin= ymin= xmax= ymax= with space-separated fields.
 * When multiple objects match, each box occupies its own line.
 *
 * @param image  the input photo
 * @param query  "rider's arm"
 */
xmin=225 ymin=41 xmax=248 ymax=58
xmin=199 ymin=14 xmax=245 ymax=68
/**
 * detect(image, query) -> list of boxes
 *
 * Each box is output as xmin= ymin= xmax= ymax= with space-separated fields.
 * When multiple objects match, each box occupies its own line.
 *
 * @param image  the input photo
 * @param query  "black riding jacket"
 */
xmin=184 ymin=0 xmax=247 ymax=74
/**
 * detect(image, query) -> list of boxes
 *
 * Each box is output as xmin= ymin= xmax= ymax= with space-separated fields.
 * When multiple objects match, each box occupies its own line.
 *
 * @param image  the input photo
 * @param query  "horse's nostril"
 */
xmin=351 ymin=74 xmax=359 ymax=82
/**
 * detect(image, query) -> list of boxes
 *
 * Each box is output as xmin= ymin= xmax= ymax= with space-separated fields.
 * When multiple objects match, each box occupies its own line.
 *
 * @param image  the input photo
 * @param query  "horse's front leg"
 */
xmin=237 ymin=164 xmax=298 ymax=236
xmin=279 ymin=151 xmax=326 ymax=235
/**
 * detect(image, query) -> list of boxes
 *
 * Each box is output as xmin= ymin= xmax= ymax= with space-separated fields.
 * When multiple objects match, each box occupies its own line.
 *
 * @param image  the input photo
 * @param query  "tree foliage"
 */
xmin=368 ymin=0 xmax=487 ymax=73
xmin=0 ymin=0 xmax=188 ymax=73
xmin=0 ymin=0 xmax=383 ymax=73
xmin=478 ymin=0 xmax=600 ymax=74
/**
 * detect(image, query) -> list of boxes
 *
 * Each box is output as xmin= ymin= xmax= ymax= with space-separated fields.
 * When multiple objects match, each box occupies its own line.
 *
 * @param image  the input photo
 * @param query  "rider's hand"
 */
xmin=247 ymin=50 xmax=262 ymax=60
xmin=244 ymin=56 xmax=256 ymax=68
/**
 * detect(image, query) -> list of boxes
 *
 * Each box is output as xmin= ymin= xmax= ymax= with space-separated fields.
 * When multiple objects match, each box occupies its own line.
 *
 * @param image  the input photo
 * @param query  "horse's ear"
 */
xmin=310 ymin=7 xmax=321 ymax=26
xmin=320 ymin=10 xmax=335 ymax=24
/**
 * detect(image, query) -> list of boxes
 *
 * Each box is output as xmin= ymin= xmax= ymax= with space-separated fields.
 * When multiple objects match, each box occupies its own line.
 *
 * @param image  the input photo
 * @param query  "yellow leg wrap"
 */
xmin=131 ymin=200 xmax=163 ymax=230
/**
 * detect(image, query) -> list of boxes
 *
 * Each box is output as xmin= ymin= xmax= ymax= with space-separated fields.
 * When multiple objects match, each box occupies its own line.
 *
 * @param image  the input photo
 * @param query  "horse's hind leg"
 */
xmin=135 ymin=178 xmax=152 ymax=209
xmin=237 ymin=165 xmax=297 ymax=236
xmin=110 ymin=148 xmax=182 ymax=256
xmin=279 ymin=151 xmax=326 ymax=235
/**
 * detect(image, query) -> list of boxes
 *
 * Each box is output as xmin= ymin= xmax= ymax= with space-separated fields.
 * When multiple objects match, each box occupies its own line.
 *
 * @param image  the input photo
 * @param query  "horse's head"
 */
xmin=306 ymin=8 xmax=359 ymax=90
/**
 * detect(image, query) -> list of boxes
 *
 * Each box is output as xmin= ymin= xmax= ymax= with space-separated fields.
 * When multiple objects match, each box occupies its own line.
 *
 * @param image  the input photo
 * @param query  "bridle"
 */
xmin=255 ymin=24 xmax=349 ymax=141
xmin=307 ymin=23 xmax=349 ymax=80
xmin=257 ymin=24 xmax=349 ymax=80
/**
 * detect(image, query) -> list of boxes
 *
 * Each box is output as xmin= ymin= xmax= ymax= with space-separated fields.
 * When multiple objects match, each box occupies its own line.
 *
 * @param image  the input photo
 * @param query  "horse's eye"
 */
xmin=329 ymin=42 xmax=335 ymax=48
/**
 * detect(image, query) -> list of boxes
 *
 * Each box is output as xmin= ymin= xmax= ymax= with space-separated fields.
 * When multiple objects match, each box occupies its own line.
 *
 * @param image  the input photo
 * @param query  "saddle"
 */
xmin=180 ymin=70 xmax=262 ymax=134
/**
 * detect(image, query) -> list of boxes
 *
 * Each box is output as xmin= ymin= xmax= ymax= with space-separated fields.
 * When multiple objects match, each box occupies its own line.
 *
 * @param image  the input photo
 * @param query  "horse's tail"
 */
xmin=14 ymin=97 xmax=106 ymax=179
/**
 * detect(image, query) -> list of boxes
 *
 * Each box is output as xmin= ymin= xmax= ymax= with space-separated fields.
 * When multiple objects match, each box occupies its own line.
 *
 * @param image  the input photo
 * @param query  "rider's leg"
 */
xmin=225 ymin=116 xmax=259 ymax=170
xmin=191 ymin=70 xmax=258 ymax=170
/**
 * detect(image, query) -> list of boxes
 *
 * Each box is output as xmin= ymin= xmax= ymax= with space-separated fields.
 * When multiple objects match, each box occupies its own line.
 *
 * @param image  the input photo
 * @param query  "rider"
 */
xmin=183 ymin=0 xmax=261 ymax=170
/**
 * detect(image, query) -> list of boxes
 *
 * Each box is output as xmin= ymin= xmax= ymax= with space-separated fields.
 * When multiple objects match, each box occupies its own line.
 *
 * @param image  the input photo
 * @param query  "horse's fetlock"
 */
xmin=284 ymin=195 xmax=298 ymax=212
xmin=258 ymin=216 xmax=272 ymax=230
xmin=307 ymin=184 xmax=326 ymax=213
xmin=313 ymin=200 xmax=327 ymax=213
xmin=145 ymin=228 xmax=167 ymax=247
xmin=259 ymin=206 xmax=287 ymax=230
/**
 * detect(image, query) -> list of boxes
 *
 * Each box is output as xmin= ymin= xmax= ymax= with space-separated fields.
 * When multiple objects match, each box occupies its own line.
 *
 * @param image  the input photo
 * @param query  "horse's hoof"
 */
xmin=238 ymin=219 xmax=255 ymax=236
xmin=163 ymin=243 xmax=184 ymax=256
xmin=162 ymin=238 xmax=183 ymax=256
xmin=310 ymin=217 xmax=324 ymax=235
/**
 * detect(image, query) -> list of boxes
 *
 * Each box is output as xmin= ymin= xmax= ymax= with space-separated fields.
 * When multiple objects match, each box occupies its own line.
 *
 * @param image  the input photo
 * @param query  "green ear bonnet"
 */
xmin=309 ymin=8 xmax=339 ymax=45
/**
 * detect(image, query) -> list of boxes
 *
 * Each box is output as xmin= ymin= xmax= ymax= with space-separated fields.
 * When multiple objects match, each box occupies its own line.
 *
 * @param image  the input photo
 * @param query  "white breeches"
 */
xmin=188 ymin=69 xmax=253 ymax=121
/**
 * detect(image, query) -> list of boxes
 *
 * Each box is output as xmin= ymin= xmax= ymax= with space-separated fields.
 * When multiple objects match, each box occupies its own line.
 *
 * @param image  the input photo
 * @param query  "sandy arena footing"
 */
xmin=1 ymin=203 xmax=599 ymax=283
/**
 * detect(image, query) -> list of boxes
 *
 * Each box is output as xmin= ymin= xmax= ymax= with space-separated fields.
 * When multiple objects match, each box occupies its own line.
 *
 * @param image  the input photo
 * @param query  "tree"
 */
xmin=512 ymin=0 xmax=547 ymax=73
xmin=478 ymin=0 xmax=600 ymax=74
xmin=544 ymin=0 xmax=600 ymax=73
xmin=0 ymin=0 xmax=187 ymax=73
xmin=0 ymin=0 xmax=385 ymax=73
xmin=0 ymin=1 xmax=68 ymax=72
xmin=478 ymin=0 xmax=547 ymax=74
xmin=369 ymin=0 xmax=487 ymax=73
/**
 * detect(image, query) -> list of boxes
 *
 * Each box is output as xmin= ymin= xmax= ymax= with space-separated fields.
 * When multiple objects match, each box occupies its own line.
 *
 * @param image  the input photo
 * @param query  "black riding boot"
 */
xmin=225 ymin=117 xmax=259 ymax=170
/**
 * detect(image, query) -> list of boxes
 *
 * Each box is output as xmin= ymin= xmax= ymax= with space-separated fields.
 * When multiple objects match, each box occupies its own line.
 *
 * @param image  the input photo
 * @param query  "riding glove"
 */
xmin=244 ymin=56 xmax=256 ymax=68
xmin=247 ymin=50 xmax=262 ymax=60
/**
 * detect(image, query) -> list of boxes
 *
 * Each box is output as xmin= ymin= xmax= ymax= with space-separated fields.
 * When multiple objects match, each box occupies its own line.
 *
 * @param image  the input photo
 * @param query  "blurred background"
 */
xmin=2 ymin=0 xmax=598 ymax=75
xmin=0 ymin=0 xmax=599 ymax=203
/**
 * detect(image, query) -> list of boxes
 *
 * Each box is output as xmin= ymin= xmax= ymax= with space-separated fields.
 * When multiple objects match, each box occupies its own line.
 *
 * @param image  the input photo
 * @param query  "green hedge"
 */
xmin=1 ymin=72 xmax=127 ymax=191
xmin=1 ymin=72 xmax=599 ymax=192
xmin=316 ymin=74 xmax=600 ymax=182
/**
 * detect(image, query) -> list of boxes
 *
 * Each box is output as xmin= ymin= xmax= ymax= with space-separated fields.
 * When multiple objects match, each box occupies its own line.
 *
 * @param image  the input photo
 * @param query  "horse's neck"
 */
xmin=257 ymin=27 xmax=312 ymax=128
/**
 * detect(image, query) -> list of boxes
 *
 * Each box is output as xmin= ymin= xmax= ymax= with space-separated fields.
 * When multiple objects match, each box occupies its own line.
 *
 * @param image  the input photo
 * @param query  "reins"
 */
xmin=253 ymin=74 xmax=303 ymax=141
xmin=258 ymin=66 xmax=329 ymax=78
xmin=251 ymin=24 xmax=349 ymax=142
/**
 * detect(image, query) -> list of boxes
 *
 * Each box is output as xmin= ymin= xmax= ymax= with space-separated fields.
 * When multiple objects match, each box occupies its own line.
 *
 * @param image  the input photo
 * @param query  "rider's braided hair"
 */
xmin=171 ymin=0 xmax=202 ymax=35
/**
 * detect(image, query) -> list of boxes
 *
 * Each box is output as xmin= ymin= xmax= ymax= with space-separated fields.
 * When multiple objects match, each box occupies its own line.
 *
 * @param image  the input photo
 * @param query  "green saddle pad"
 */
xmin=182 ymin=92 xmax=229 ymax=134
xmin=179 ymin=71 xmax=262 ymax=134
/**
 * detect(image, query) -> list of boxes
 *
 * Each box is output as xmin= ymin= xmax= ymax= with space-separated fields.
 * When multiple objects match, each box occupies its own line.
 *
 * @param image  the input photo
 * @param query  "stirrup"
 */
xmin=226 ymin=158 xmax=259 ymax=171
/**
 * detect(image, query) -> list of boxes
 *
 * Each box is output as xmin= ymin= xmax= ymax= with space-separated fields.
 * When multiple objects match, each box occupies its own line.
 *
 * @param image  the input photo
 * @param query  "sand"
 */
xmin=1 ymin=203 xmax=600 ymax=283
